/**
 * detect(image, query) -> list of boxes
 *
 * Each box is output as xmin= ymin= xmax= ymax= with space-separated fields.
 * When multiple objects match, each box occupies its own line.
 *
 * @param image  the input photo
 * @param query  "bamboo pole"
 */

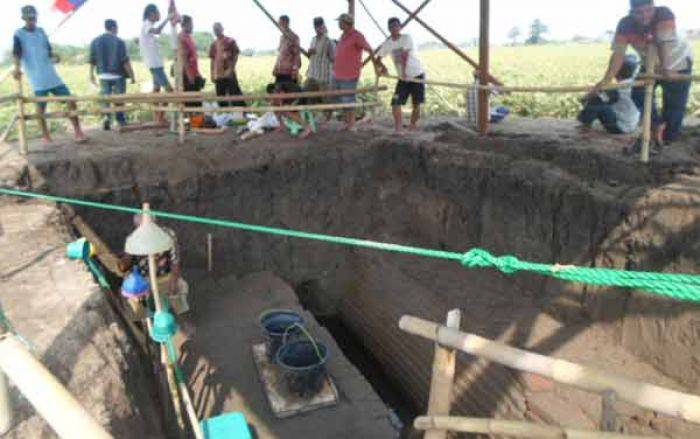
xmin=380 ymin=73 xmax=652 ymax=93
xmin=207 ymin=234 xmax=213 ymax=273
xmin=399 ymin=316 xmax=700 ymax=423
xmin=477 ymin=0 xmax=490 ymax=135
xmin=414 ymin=416 xmax=661 ymax=438
xmin=348 ymin=0 xmax=355 ymax=17
xmin=151 ymin=101 xmax=379 ymax=114
xmin=390 ymin=0 xmax=502 ymax=86
xmin=0 ymin=94 xmax=19 ymax=105
xmin=640 ymin=46 xmax=657 ymax=164
xmin=25 ymin=105 xmax=142 ymax=121
xmin=0 ymin=334 xmax=112 ymax=439
xmin=176 ymin=26 xmax=185 ymax=144
xmin=0 ymin=115 xmax=18 ymax=144
xmin=362 ymin=0 xmax=433 ymax=67
xmin=425 ymin=310 xmax=461 ymax=439
xmin=251 ymin=0 xmax=309 ymax=58
xmin=601 ymin=390 xmax=617 ymax=432
xmin=14 ymin=75 xmax=27 ymax=155
xmin=161 ymin=344 xmax=186 ymax=432
xmin=25 ymin=86 xmax=387 ymax=104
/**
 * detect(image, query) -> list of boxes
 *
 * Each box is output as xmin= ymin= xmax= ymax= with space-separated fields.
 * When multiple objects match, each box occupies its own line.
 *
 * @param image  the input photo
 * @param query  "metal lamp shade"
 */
xmin=124 ymin=219 xmax=173 ymax=256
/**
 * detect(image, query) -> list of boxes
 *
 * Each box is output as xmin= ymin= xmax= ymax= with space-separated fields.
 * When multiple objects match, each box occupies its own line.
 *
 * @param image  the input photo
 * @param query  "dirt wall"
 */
xmin=29 ymin=122 xmax=700 ymax=434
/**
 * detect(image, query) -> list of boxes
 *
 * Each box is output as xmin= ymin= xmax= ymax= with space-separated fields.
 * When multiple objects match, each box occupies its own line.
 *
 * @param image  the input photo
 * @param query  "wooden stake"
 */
xmin=176 ymin=28 xmax=186 ymax=144
xmin=207 ymin=234 xmax=213 ymax=273
xmin=399 ymin=315 xmax=700 ymax=423
xmin=640 ymin=45 xmax=657 ymax=163
xmin=14 ymin=74 xmax=27 ymax=155
xmin=415 ymin=416 xmax=660 ymax=438
xmin=478 ymin=0 xmax=490 ymax=135
xmin=390 ymin=0 xmax=502 ymax=86
xmin=425 ymin=310 xmax=461 ymax=439
xmin=601 ymin=390 xmax=618 ymax=432
xmin=363 ymin=0 xmax=433 ymax=67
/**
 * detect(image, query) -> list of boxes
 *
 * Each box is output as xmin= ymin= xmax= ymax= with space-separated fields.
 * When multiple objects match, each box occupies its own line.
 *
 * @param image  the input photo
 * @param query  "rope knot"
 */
xmin=461 ymin=249 xmax=521 ymax=275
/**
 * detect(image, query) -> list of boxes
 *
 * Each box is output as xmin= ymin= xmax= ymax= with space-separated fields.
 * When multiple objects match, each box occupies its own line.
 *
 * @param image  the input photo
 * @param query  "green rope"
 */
xmin=2 ymin=188 xmax=700 ymax=304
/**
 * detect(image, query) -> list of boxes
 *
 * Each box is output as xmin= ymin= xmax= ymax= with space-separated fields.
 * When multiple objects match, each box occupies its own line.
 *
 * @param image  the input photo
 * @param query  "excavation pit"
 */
xmin=2 ymin=117 xmax=700 ymax=438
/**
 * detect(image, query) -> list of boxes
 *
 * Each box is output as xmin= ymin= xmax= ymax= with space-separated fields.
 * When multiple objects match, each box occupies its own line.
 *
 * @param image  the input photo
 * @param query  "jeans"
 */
xmin=632 ymin=60 xmax=693 ymax=143
xmin=215 ymin=75 xmax=245 ymax=107
xmin=578 ymin=102 xmax=623 ymax=134
xmin=100 ymin=78 xmax=126 ymax=125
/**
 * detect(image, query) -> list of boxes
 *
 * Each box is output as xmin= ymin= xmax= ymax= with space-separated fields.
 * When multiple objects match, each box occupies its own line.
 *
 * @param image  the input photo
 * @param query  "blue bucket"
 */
xmin=259 ymin=310 xmax=304 ymax=362
xmin=276 ymin=339 xmax=329 ymax=398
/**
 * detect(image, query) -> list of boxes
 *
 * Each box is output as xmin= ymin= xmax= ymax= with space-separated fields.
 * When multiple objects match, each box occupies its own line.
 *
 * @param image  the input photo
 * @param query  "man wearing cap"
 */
xmin=90 ymin=19 xmax=135 ymax=131
xmin=592 ymin=0 xmax=693 ymax=148
xmin=334 ymin=13 xmax=378 ymax=131
xmin=376 ymin=17 xmax=426 ymax=134
xmin=13 ymin=5 xmax=87 ymax=143
xmin=305 ymin=17 xmax=336 ymax=116
xmin=273 ymin=15 xmax=301 ymax=84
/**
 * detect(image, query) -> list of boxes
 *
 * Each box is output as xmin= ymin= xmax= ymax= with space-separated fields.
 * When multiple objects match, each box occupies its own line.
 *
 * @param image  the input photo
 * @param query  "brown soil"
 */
xmin=2 ymin=116 xmax=700 ymax=437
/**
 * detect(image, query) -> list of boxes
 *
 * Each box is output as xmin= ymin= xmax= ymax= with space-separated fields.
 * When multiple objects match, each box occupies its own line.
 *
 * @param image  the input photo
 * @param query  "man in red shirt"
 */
xmin=179 ymin=15 xmax=202 ymax=96
xmin=591 ymin=0 xmax=693 ymax=149
xmin=333 ymin=13 xmax=378 ymax=130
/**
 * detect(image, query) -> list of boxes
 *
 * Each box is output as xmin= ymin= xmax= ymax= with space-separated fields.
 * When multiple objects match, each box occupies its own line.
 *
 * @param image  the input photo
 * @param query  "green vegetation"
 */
xmin=0 ymin=41 xmax=698 ymax=139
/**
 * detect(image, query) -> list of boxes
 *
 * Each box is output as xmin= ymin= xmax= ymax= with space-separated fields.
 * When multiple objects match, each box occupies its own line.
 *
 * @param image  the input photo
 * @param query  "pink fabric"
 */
xmin=333 ymin=28 xmax=371 ymax=81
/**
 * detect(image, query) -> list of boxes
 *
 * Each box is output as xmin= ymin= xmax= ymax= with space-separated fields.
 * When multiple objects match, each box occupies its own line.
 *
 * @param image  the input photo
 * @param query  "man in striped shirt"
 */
xmin=305 ymin=19 xmax=335 ymax=95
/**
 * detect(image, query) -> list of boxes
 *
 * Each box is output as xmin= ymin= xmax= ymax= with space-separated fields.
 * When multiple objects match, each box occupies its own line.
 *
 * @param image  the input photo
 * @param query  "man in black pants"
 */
xmin=209 ymin=22 xmax=244 ymax=107
xmin=376 ymin=17 xmax=426 ymax=134
xmin=592 ymin=0 xmax=694 ymax=151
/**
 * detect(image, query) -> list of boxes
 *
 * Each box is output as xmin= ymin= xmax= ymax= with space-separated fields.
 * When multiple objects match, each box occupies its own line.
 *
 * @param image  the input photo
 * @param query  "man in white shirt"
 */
xmin=140 ymin=4 xmax=174 ymax=93
xmin=377 ymin=17 xmax=426 ymax=134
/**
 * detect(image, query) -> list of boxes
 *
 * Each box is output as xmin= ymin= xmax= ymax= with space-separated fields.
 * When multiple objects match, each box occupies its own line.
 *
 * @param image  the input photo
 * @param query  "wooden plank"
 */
xmin=424 ymin=310 xmax=461 ymax=439
xmin=478 ymin=0 xmax=490 ymax=135
xmin=252 ymin=343 xmax=338 ymax=418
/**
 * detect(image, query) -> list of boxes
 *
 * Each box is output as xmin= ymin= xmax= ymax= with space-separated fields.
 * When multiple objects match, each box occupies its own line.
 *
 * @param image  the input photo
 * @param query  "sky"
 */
xmin=1 ymin=0 xmax=699 ymax=58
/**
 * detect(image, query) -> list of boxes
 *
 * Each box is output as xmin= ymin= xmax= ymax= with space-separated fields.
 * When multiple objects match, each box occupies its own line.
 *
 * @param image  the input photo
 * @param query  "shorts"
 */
xmin=334 ymin=78 xmax=358 ymax=104
xmin=391 ymin=74 xmax=425 ymax=106
xmin=150 ymin=67 xmax=171 ymax=90
xmin=34 ymin=84 xmax=71 ymax=112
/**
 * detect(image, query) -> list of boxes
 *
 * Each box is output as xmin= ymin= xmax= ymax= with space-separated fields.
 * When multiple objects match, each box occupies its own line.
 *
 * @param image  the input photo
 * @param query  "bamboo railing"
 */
xmin=399 ymin=315 xmax=700 ymax=425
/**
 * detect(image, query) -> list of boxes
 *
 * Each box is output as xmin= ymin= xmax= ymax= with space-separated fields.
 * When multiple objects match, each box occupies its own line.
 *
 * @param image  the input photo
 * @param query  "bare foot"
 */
xmin=74 ymin=134 xmax=88 ymax=144
xmin=393 ymin=128 xmax=405 ymax=136
xmin=408 ymin=124 xmax=419 ymax=132
xmin=41 ymin=136 xmax=53 ymax=144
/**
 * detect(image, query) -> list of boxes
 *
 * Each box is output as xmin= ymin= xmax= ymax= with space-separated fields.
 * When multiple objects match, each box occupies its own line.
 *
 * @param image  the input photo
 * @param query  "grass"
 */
xmin=0 ymin=41 xmax=698 ymax=139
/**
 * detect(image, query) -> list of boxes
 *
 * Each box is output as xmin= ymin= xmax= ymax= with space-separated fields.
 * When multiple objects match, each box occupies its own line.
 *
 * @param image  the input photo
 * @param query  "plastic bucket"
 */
xmin=276 ymin=339 xmax=329 ymax=398
xmin=259 ymin=310 xmax=304 ymax=361
xmin=66 ymin=238 xmax=94 ymax=260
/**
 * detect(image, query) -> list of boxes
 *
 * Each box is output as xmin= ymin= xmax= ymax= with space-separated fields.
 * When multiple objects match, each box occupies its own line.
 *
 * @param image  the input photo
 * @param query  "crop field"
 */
xmin=0 ymin=41 xmax=697 ymax=139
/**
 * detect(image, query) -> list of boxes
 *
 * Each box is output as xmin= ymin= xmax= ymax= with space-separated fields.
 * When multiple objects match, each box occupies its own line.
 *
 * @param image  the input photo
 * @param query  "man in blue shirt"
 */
xmin=13 ymin=5 xmax=86 ymax=143
xmin=90 ymin=19 xmax=135 ymax=131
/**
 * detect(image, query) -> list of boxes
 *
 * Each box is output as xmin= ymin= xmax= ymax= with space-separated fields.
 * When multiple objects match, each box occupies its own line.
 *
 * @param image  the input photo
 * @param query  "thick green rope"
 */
xmin=2 ymin=188 xmax=700 ymax=304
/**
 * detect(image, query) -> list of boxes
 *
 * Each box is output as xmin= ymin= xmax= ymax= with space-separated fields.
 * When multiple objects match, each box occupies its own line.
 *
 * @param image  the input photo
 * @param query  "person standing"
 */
xmin=592 ymin=0 xmax=693 ymax=149
xmin=140 ymin=3 xmax=174 ymax=123
xmin=333 ymin=13 xmax=378 ymax=131
xmin=273 ymin=15 xmax=301 ymax=84
xmin=13 ymin=5 xmax=86 ymax=143
xmin=305 ymin=17 xmax=335 ymax=111
xmin=90 ymin=19 xmax=135 ymax=131
xmin=209 ymin=22 xmax=244 ymax=107
xmin=179 ymin=15 xmax=202 ymax=93
xmin=376 ymin=17 xmax=426 ymax=134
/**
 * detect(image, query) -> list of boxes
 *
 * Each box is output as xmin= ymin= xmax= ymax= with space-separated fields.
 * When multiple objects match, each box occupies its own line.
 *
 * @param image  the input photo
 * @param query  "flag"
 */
xmin=53 ymin=0 xmax=87 ymax=14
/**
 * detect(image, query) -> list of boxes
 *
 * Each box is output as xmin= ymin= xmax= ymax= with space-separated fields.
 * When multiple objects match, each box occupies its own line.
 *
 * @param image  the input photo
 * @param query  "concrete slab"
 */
xmin=177 ymin=271 xmax=396 ymax=439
